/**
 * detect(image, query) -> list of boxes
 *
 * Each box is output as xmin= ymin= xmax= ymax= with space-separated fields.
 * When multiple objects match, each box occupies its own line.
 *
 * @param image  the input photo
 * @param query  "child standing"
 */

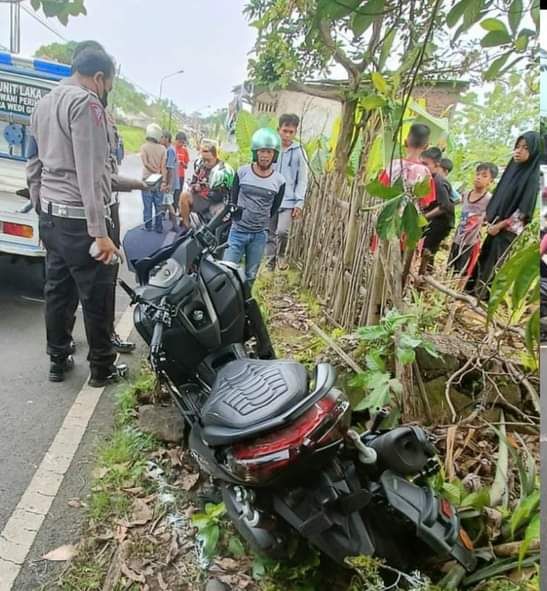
xmin=448 ymin=163 xmax=498 ymax=283
xmin=420 ymin=147 xmax=456 ymax=274
xmin=439 ymin=158 xmax=461 ymax=204
xmin=225 ymin=128 xmax=286 ymax=285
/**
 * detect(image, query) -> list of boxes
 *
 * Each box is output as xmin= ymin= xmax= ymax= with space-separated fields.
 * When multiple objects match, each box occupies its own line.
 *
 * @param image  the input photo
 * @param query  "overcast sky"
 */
xmin=0 ymin=0 xmax=256 ymax=114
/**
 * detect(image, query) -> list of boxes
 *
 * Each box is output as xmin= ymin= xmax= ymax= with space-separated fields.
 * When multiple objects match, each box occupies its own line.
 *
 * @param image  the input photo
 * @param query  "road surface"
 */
xmin=0 ymin=154 xmax=146 ymax=589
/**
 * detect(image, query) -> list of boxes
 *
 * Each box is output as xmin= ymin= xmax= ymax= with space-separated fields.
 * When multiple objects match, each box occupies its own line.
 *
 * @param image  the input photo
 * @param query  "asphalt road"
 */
xmin=0 ymin=154 xmax=143 ymax=537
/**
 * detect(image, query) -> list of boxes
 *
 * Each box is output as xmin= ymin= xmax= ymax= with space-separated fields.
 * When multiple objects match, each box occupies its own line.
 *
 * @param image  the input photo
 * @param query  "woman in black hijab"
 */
xmin=473 ymin=131 xmax=540 ymax=298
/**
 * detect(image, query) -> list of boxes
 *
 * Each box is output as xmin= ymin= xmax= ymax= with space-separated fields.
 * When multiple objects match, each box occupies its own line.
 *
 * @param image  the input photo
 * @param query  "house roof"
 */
xmin=236 ymin=78 xmax=469 ymax=101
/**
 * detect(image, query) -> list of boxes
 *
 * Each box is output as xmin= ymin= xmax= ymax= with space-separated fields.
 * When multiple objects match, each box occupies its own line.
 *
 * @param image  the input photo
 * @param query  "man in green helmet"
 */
xmin=224 ymin=128 xmax=286 ymax=285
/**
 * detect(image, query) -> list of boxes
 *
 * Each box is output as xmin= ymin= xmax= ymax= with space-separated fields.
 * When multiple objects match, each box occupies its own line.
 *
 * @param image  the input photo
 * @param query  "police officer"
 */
xmin=26 ymin=46 xmax=125 ymax=387
xmin=71 ymin=41 xmax=142 ymax=354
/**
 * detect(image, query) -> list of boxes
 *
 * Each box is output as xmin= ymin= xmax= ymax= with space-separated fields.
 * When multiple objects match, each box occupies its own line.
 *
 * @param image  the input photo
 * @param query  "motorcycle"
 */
xmin=120 ymin=203 xmax=477 ymax=573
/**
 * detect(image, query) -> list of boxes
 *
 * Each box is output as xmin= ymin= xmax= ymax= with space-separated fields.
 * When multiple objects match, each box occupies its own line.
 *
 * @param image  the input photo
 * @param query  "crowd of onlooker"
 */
xmin=383 ymin=123 xmax=539 ymax=298
xmin=136 ymin=115 xmax=540 ymax=299
xmin=137 ymin=113 xmax=308 ymax=285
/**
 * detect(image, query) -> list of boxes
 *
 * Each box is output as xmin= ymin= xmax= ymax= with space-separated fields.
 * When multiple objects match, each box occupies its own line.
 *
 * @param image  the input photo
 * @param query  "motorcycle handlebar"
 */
xmin=206 ymin=202 xmax=237 ymax=234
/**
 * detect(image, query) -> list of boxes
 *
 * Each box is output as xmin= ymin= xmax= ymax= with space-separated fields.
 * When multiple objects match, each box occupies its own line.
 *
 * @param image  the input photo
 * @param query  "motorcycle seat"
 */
xmin=201 ymin=360 xmax=337 ymax=446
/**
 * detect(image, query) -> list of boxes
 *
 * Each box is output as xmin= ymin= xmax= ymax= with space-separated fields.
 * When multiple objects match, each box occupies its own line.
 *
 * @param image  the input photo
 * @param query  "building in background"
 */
xmin=232 ymin=80 xmax=468 ymax=142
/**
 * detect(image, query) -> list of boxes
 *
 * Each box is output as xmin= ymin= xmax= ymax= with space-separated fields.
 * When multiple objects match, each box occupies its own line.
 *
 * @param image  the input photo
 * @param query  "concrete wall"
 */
xmin=413 ymin=85 xmax=464 ymax=118
xmin=254 ymin=90 xmax=342 ymax=141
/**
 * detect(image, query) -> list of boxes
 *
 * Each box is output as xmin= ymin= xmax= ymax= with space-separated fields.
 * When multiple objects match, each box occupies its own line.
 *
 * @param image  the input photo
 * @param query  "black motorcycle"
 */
xmin=120 ymin=203 xmax=477 ymax=573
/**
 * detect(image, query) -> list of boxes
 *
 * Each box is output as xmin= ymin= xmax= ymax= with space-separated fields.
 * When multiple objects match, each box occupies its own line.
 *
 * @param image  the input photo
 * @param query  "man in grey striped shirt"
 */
xmin=224 ymin=128 xmax=285 ymax=285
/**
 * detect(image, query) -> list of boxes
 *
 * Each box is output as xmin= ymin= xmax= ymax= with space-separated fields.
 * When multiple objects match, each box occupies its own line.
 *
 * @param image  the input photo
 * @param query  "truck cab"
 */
xmin=0 ymin=52 xmax=71 ymax=266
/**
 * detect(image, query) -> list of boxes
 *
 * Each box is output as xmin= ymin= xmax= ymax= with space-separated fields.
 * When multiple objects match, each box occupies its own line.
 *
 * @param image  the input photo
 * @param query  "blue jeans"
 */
xmin=224 ymin=228 xmax=268 ymax=283
xmin=142 ymin=190 xmax=164 ymax=230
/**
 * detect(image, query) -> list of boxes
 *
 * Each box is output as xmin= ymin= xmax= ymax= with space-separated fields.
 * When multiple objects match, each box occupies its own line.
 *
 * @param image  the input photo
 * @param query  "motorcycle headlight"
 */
xmin=149 ymin=258 xmax=184 ymax=288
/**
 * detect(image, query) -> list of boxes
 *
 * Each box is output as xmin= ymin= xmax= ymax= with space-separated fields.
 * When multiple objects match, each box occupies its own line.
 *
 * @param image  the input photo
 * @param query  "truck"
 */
xmin=0 ymin=51 xmax=71 ymax=275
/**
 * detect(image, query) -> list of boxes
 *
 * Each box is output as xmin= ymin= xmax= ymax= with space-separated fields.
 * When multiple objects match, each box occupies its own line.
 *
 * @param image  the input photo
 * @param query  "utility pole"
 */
xmin=3 ymin=0 xmax=22 ymax=54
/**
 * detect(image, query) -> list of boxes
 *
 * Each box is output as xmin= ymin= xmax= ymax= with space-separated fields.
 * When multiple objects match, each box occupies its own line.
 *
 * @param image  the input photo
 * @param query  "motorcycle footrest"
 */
xmin=336 ymin=490 xmax=372 ymax=515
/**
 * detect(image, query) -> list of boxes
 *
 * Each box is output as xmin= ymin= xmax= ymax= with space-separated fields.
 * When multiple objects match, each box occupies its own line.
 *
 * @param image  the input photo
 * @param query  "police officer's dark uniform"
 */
xmin=26 ymin=60 xmax=121 ymax=387
xmin=107 ymin=116 xmax=136 ymax=353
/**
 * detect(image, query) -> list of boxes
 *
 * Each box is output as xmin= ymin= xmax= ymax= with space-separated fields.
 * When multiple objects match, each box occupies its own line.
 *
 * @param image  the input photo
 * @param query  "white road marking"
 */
xmin=19 ymin=296 xmax=45 ymax=304
xmin=0 ymin=304 xmax=134 ymax=590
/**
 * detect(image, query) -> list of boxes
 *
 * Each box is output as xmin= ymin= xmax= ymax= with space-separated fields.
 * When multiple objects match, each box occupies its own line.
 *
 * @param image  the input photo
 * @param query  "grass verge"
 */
xmin=117 ymin=124 xmax=145 ymax=154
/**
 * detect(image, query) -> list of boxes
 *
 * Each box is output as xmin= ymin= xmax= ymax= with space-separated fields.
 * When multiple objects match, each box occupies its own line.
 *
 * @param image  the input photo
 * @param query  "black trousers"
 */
xmin=39 ymin=212 xmax=117 ymax=371
xmin=422 ymin=218 xmax=452 ymax=254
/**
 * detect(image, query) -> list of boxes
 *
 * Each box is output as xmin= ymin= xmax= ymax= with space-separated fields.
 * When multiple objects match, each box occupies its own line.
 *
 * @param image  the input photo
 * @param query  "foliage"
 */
xmin=33 ymin=41 xmax=188 ymax=134
xmin=30 ymin=0 xmax=86 ymax=25
xmin=429 ymin=430 xmax=540 ymax=589
xmin=116 ymin=124 xmax=145 ymax=154
xmin=110 ymin=79 xmax=150 ymax=117
xmin=350 ymin=309 xmax=438 ymax=413
xmin=191 ymin=502 xmax=227 ymax=561
xmin=34 ymin=40 xmax=77 ymax=63
xmin=251 ymin=547 xmax=323 ymax=591
xmin=366 ymin=175 xmax=430 ymax=249
xmin=347 ymin=555 xmax=440 ymax=590
xmin=448 ymin=76 xmax=539 ymax=188
xmin=244 ymin=0 xmax=538 ymax=175
xmin=488 ymin=221 xmax=540 ymax=356
xmin=446 ymin=0 xmax=538 ymax=79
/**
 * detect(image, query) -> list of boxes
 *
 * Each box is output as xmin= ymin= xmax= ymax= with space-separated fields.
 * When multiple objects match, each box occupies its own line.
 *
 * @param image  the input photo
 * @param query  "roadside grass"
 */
xmin=253 ymin=267 xmax=342 ymax=369
xmin=53 ymin=369 xmax=159 ymax=590
xmin=117 ymin=124 xmax=145 ymax=154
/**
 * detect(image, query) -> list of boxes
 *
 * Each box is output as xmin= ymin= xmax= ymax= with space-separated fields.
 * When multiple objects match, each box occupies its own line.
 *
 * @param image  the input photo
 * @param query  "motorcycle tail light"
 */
xmin=226 ymin=390 xmax=351 ymax=484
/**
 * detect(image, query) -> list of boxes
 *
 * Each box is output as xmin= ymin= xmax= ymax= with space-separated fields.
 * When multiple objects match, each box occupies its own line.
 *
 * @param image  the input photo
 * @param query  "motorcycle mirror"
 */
xmin=16 ymin=188 xmax=31 ymax=199
xmin=118 ymin=279 xmax=137 ymax=302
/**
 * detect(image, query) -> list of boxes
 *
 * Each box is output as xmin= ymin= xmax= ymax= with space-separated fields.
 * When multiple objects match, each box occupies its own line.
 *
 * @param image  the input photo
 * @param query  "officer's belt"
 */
xmin=40 ymin=198 xmax=113 ymax=220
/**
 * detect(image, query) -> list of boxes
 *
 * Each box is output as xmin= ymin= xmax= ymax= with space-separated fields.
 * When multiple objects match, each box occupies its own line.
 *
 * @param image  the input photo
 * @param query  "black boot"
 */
xmin=111 ymin=332 xmax=136 ymax=354
xmin=88 ymin=363 xmax=128 ymax=388
xmin=49 ymin=355 xmax=75 ymax=383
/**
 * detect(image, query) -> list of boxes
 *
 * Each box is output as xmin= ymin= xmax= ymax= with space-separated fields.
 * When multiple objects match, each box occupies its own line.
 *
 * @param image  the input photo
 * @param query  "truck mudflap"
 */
xmin=380 ymin=470 xmax=477 ymax=572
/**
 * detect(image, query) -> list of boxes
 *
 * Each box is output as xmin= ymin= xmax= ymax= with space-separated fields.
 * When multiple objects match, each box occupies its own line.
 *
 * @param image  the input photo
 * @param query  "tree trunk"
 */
xmin=334 ymin=96 xmax=358 ymax=176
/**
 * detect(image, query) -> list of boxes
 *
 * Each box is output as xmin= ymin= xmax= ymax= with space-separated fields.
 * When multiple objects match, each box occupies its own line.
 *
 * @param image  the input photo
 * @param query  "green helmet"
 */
xmin=209 ymin=162 xmax=235 ymax=192
xmin=251 ymin=128 xmax=281 ymax=163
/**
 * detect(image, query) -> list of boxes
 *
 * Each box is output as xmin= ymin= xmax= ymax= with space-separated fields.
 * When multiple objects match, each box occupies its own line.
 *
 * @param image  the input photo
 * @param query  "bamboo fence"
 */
xmin=288 ymin=173 xmax=390 ymax=330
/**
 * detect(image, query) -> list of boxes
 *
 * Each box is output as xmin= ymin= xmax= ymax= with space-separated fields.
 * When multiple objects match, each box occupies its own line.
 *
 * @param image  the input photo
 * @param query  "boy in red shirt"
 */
xmin=174 ymin=132 xmax=190 ymax=210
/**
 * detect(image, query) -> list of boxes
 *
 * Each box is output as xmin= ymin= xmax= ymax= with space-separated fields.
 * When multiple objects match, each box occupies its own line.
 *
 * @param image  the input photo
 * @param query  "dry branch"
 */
xmin=415 ymin=274 xmax=525 ymax=339
xmin=308 ymin=320 xmax=363 ymax=374
xmin=492 ymin=539 xmax=541 ymax=557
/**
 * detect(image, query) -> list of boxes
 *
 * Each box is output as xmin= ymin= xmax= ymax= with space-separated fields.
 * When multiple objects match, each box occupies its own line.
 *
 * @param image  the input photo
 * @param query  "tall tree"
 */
xmin=449 ymin=73 xmax=539 ymax=187
xmin=244 ymin=0 xmax=539 ymax=175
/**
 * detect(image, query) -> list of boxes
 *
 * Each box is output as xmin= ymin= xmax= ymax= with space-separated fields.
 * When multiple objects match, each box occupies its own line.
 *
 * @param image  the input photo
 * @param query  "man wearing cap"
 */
xmin=26 ymin=46 xmax=125 ymax=387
